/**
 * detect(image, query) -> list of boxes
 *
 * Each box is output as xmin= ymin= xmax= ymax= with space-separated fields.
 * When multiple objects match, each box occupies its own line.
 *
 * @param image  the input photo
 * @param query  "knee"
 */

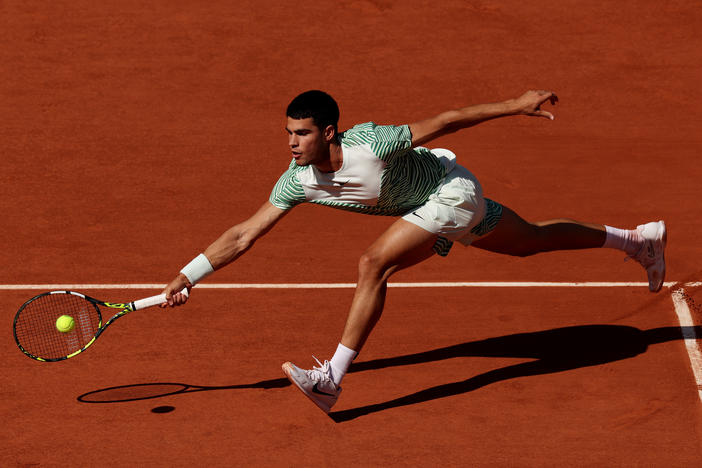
xmin=358 ymin=249 xmax=394 ymax=282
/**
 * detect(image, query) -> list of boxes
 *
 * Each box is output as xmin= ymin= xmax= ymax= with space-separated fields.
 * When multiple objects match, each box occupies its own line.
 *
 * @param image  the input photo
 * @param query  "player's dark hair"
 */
xmin=286 ymin=90 xmax=340 ymax=133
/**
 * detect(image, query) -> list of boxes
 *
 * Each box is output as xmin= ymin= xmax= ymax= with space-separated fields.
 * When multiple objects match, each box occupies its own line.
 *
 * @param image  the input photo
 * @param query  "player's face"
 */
xmin=286 ymin=117 xmax=332 ymax=167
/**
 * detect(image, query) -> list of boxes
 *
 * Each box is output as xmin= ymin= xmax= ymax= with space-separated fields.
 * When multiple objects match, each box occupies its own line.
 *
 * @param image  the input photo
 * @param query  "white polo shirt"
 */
xmin=269 ymin=122 xmax=455 ymax=216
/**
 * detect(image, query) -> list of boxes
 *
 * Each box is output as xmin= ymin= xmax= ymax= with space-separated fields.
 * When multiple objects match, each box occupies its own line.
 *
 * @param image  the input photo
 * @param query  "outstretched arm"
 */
xmin=161 ymin=201 xmax=288 ymax=306
xmin=409 ymin=90 xmax=558 ymax=147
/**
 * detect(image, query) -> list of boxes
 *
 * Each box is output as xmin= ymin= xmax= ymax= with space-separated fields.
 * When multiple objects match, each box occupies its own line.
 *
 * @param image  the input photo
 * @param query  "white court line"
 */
xmin=671 ymin=289 xmax=702 ymax=402
xmin=0 ymin=281 xmax=683 ymax=290
xmin=4 ymin=281 xmax=701 ymax=402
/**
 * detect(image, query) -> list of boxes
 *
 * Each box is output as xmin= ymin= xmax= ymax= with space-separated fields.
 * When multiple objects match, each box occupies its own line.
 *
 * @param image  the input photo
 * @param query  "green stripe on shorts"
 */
xmin=432 ymin=236 xmax=454 ymax=257
xmin=470 ymin=198 xmax=503 ymax=237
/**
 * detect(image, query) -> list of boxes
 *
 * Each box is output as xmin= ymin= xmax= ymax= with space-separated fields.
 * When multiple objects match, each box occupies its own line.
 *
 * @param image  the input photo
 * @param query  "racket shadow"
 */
xmin=329 ymin=324 xmax=700 ymax=422
xmin=77 ymin=377 xmax=290 ymax=404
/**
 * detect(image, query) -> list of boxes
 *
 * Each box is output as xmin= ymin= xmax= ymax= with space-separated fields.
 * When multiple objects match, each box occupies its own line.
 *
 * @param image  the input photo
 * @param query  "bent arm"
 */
xmin=409 ymin=90 xmax=558 ymax=147
xmin=162 ymin=201 xmax=288 ymax=305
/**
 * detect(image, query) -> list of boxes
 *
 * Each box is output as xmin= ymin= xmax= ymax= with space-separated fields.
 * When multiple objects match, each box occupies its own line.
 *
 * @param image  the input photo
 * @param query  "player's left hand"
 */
xmin=513 ymin=90 xmax=559 ymax=120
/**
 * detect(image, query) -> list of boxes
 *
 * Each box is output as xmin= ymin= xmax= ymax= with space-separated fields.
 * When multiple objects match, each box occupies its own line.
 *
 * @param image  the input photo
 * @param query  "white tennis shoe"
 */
xmin=629 ymin=220 xmax=667 ymax=292
xmin=282 ymin=357 xmax=341 ymax=413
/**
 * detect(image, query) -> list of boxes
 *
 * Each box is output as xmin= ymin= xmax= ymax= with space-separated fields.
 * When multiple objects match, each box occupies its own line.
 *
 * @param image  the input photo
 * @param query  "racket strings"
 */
xmin=14 ymin=293 xmax=101 ymax=360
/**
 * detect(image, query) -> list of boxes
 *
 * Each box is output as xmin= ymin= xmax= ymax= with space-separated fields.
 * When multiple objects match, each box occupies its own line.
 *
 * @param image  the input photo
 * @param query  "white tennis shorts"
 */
xmin=402 ymin=149 xmax=499 ymax=255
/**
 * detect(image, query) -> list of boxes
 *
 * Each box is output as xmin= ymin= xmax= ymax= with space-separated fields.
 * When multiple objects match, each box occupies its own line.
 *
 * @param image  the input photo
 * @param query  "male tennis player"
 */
xmin=162 ymin=89 xmax=666 ymax=413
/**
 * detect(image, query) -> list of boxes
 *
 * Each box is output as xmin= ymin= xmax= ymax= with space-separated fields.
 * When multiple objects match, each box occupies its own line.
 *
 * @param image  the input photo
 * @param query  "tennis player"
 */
xmin=162 ymin=89 xmax=666 ymax=413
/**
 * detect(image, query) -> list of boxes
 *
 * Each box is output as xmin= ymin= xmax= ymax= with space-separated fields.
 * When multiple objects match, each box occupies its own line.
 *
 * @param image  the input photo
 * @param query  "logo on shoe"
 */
xmin=312 ymin=383 xmax=336 ymax=397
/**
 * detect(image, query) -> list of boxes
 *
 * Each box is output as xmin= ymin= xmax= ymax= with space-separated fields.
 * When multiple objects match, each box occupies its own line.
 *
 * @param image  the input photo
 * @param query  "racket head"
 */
xmin=13 ymin=291 xmax=104 ymax=362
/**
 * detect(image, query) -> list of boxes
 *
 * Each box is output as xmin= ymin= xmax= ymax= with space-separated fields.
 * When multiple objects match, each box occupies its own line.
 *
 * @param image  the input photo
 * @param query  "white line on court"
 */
xmin=0 ymin=281 xmax=683 ymax=290
xmin=671 ymin=289 xmax=702 ymax=402
xmin=3 ymin=281 xmax=700 ymax=401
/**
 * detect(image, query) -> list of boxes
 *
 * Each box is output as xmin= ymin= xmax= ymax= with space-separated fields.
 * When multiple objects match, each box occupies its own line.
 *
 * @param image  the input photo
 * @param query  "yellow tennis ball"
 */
xmin=56 ymin=315 xmax=75 ymax=333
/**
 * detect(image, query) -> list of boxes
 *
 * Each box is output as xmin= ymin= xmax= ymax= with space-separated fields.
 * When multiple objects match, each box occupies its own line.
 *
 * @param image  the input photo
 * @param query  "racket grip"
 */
xmin=132 ymin=287 xmax=189 ymax=310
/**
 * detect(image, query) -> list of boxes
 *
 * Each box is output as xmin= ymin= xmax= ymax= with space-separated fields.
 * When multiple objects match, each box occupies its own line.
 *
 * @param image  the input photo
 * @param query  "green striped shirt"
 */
xmin=269 ymin=122 xmax=450 ymax=216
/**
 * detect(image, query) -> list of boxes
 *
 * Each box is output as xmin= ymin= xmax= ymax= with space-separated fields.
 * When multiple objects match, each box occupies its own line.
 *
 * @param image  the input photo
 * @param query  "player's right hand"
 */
xmin=161 ymin=273 xmax=192 ymax=308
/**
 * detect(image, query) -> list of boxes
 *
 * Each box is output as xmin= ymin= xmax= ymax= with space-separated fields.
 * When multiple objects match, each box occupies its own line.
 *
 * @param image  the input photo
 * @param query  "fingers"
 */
xmin=534 ymin=89 xmax=558 ymax=101
xmin=171 ymin=291 xmax=190 ymax=306
xmin=160 ymin=276 xmax=192 ymax=308
xmin=535 ymin=110 xmax=555 ymax=121
xmin=530 ymin=90 xmax=558 ymax=120
xmin=161 ymin=291 xmax=189 ymax=308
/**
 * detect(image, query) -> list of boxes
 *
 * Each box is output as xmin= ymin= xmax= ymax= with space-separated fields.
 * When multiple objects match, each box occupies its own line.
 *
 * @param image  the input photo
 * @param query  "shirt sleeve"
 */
xmin=269 ymin=165 xmax=306 ymax=210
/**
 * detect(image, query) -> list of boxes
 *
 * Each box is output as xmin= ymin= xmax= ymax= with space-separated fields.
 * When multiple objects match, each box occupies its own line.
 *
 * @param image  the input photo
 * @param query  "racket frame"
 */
xmin=13 ymin=289 xmax=184 ymax=362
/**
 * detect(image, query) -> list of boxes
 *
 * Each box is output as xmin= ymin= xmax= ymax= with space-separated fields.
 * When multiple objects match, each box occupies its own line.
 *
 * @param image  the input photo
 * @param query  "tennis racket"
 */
xmin=13 ymin=288 xmax=188 ymax=362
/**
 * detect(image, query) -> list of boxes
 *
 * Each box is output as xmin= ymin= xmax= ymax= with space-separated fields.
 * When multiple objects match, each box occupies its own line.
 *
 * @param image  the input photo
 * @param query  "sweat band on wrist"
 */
xmin=180 ymin=253 xmax=214 ymax=285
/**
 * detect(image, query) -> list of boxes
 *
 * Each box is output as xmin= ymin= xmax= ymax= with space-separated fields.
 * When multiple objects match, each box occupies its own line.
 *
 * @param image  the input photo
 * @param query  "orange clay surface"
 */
xmin=2 ymin=1 xmax=702 ymax=466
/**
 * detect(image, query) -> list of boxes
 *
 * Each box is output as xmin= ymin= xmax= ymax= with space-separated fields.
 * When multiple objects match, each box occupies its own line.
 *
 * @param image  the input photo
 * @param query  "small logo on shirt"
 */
xmin=332 ymin=179 xmax=350 ymax=187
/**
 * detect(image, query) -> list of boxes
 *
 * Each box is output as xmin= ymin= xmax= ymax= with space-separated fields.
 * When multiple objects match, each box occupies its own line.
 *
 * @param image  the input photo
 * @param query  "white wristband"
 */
xmin=180 ymin=253 xmax=214 ymax=285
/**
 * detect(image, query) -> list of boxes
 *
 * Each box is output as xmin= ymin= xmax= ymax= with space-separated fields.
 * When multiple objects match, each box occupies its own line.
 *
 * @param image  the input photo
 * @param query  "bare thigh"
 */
xmin=362 ymin=218 xmax=439 ymax=279
xmin=470 ymin=205 xmax=538 ymax=256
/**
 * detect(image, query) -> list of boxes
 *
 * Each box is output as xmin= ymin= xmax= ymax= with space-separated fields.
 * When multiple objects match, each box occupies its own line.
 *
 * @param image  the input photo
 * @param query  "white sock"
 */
xmin=603 ymin=225 xmax=642 ymax=256
xmin=329 ymin=343 xmax=357 ymax=386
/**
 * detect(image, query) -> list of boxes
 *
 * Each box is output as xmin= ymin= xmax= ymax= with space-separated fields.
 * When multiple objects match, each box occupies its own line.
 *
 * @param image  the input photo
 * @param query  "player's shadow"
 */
xmin=329 ymin=324 xmax=700 ymax=422
xmin=76 ymin=325 xmax=699 ymax=418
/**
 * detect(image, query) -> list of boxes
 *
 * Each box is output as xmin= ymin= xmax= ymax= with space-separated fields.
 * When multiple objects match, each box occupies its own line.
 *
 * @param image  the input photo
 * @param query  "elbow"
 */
xmin=436 ymin=112 xmax=461 ymax=136
xmin=443 ymin=109 xmax=467 ymax=133
xmin=211 ymin=227 xmax=257 ymax=264
xmin=234 ymin=228 xmax=258 ymax=251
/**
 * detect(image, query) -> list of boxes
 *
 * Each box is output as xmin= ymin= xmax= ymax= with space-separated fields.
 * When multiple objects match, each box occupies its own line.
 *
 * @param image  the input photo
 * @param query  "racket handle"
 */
xmin=132 ymin=287 xmax=189 ymax=311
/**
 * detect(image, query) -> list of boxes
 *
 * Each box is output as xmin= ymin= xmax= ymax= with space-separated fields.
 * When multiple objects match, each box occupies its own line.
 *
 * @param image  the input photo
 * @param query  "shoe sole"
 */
xmin=282 ymin=362 xmax=333 ymax=413
xmin=647 ymin=220 xmax=667 ymax=292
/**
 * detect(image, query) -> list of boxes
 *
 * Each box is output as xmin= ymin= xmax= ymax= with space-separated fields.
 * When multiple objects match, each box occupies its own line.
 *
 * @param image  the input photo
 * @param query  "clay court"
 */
xmin=3 ymin=1 xmax=702 ymax=466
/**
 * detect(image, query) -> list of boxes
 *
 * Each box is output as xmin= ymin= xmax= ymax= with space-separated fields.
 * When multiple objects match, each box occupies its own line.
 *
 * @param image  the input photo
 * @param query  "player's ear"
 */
xmin=323 ymin=124 xmax=336 ymax=142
